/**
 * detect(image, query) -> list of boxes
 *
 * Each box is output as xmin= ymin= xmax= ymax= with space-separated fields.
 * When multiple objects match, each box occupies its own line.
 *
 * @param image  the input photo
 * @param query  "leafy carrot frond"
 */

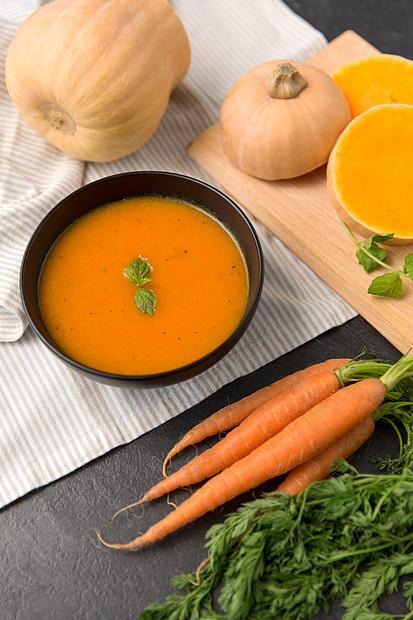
xmin=373 ymin=400 xmax=413 ymax=475
xmin=141 ymin=468 xmax=413 ymax=619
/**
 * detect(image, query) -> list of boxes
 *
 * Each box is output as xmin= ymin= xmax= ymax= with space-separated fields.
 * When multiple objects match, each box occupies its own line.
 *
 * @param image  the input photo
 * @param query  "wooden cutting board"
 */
xmin=187 ymin=31 xmax=412 ymax=354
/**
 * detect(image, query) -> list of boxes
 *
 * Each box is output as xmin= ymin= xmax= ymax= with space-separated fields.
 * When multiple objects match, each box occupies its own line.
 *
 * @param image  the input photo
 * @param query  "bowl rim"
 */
xmin=20 ymin=170 xmax=264 ymax=384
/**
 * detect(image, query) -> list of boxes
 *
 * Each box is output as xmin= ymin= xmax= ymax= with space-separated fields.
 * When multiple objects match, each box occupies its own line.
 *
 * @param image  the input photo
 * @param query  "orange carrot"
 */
xmin=138 ymin=371 xmax=341 ymax=504
xmin=196 ymin=417 xmax=375 ymax=570
xmin=189 ymin=419 xmax=375 ymax=579
xmin=162 ymin=358 xmax=350 ymax=473
xmin=98 ymin=377 xmax=385 ymax=550
xmin=276 ymin=416 xmax=375 ymax=496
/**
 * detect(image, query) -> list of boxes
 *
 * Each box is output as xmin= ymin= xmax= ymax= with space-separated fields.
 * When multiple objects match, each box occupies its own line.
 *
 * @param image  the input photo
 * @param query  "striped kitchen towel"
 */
xmin=0 ymin=0 xmax=356 ymax=507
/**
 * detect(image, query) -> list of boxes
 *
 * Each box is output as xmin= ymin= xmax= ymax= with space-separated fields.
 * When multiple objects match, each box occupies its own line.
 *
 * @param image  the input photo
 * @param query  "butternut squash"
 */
xmin=332 ymin=54 xmax=413 ymax=118
xmin=219 ymin=60 xmax=351 ymax=180
xmin=5 ymin=0 xmax=191 ymax=162
xmin=327 ymin=103 xmax=413 ymax=245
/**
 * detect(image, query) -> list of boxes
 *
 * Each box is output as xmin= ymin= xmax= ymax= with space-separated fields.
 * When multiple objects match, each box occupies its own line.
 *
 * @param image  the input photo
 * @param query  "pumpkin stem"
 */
xmin=265 ymin=62 xmax=307 ymax=99
xmin=41 ymin=103 xmax=76 ymax=134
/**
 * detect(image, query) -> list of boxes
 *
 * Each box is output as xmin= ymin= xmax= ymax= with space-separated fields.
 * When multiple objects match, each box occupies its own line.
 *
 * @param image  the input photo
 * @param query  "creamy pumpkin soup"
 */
xmin=39 ymin=195 xmax=249 ymax=375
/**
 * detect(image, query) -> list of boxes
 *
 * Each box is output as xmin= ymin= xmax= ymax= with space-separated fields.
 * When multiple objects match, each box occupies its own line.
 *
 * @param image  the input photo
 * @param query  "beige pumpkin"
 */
xmin=5 ymin=0 xmax=191 ymax=162
xmin=219 ymin=60 xmax=351 ymax=180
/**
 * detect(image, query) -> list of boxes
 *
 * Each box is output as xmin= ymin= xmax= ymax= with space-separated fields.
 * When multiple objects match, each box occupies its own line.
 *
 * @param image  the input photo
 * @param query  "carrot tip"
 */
xmin=95 ymin=530 xmax=146 ymax=551
xmin=110 ymin=497 xmax=145 ymax=521
xmin=162 ymin=454 xmax=172 ymax=478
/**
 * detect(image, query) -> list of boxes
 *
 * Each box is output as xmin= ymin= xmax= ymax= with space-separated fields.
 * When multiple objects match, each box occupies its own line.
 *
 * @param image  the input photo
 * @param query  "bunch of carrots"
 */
xmin=97 ymin=352 xmax=413 ymax=551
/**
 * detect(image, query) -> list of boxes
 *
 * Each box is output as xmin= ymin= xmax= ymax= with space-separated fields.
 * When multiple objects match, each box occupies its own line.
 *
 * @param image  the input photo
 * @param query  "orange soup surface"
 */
xmin=39 ymin=195 xmax=249 ymax=375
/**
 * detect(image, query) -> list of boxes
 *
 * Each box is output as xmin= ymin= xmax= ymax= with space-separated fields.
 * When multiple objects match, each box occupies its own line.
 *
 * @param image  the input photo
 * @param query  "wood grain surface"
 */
xmin=187 ymin=31 xmax=412 ymax=354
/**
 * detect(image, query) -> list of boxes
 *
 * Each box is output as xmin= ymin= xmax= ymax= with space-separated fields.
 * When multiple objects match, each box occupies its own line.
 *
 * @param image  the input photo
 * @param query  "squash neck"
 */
xmin=265 ymin=63 xmax=307 ymax=99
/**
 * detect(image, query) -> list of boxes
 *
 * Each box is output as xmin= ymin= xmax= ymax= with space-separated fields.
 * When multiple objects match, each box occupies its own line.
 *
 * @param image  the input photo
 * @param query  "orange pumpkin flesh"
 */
xmin=5 ymin=0 xmax=191 ymax=162
xmin=332 ymin=54 xmax=413 ymax=118
xmin=327 ymin=103 xmax=413 ymax=245
xmin=219 ymin=60 xmax=351 ymax=180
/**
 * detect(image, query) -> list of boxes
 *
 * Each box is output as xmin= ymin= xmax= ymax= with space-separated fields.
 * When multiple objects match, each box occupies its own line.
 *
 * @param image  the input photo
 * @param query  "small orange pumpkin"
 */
xmin=219 ymin=60 xmax=351 ymax=180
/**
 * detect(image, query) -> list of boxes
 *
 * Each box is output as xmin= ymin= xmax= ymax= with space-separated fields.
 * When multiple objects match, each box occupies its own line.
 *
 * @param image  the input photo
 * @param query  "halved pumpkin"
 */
xmin=327 ymin=103 xmax=413 ymax=245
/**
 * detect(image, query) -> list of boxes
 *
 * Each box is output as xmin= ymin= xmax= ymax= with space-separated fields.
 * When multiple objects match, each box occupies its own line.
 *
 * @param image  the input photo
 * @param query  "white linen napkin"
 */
xmin=0 ymin=0 xmax=356 ymax=507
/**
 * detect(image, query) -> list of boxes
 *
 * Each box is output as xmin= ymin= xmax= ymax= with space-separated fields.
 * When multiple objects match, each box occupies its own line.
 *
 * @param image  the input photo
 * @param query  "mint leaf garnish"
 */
xmin=125 ymin=256 xmax=157 ymax=315
xmin=136 ymin=288 xmax=157 ymax=316
xmin=366 ymin=232 xmax=395 ymax=244
xmin=367 ymin=272 xmax=404 ymax=298
xmin=356 ymin=245 xmax=388 ymax=273
xmin=403 ymin=253 xmax=413 ymax=281
xmin=339 ymin=217 xmax=412 ymax=298
xmin=126 ymin=257 xmax=152 ymax=286
xmin=356 ymin=233 xmax=392 ymax=273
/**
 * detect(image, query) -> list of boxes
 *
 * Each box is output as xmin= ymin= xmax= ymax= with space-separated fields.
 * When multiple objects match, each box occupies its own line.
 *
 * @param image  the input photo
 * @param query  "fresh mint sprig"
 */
xmin=124 ymin=256 xmax=156 ymax=315
xmin=340 ymin=218 xmax=413 ymax=298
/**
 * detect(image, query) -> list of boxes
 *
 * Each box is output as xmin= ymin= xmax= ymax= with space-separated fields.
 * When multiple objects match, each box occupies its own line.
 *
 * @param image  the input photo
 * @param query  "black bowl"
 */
xmin=20 ymin=171 xmax=264 ymax=388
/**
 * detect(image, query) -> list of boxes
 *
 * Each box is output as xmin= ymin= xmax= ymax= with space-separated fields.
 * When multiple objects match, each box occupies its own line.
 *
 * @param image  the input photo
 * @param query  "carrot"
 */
xmin=162 ymin=358 xmax=350 ymax=473
xmin=188 ymin=416 xmax=376 ymax=582
xmin=137 ymin=371 xmax=341 ymax=505
xmin=98 ymin=377 xmax=386 ymax=550
xmin=195 ymin=416 xmax=375 ymax=575
xmin=276 ymin=416 xmax=375 ymax=496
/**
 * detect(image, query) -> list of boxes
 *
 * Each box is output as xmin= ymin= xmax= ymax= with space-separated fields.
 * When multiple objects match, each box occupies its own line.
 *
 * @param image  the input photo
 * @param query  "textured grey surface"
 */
xmin=286 ymin=0 xmax=413 ymax=56
xmin=2 ymin=2 xmax=412 ymax=618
